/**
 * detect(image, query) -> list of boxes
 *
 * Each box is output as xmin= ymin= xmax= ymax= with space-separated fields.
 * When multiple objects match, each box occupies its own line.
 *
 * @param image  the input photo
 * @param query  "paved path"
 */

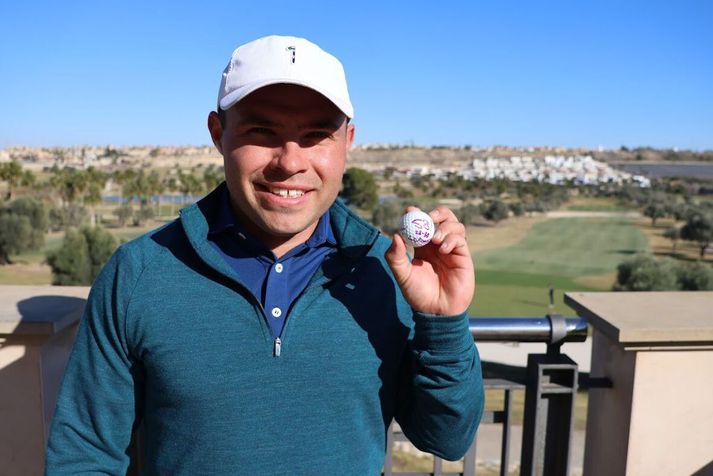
xmin=546 ymin=210 xmax=640 ymax=219
xmin=477 ymin=338 xmax=592 ymax=372
xmin=394 ymin=424 xmax=585 ymax=475
xmin=474 ymin=423 xmax=585 ymax=475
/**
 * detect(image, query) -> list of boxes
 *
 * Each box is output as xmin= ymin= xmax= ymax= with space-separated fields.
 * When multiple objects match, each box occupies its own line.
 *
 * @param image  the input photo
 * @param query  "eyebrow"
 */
xmin=237 ymin=113 xmax=344 ymax=131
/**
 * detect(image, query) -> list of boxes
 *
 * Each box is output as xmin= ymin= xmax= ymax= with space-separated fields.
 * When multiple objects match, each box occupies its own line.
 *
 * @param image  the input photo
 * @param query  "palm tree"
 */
xmin=0 ymin=160 xmax=24 ymax=200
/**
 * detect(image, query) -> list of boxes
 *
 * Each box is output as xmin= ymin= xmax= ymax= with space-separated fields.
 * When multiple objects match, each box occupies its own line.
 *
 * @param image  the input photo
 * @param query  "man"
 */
xmin=46 ymin=35 xmax=484 ymax=475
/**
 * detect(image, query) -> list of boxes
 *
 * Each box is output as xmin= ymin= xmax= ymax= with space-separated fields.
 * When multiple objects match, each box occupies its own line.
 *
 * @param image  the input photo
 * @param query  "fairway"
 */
xmin=470 ymin=217 xmax=649 ymax=316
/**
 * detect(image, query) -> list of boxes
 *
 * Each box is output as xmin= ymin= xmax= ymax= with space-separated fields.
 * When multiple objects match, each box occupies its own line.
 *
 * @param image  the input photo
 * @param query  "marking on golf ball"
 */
xmin=400 ymin=211 xmax=435 ymax=247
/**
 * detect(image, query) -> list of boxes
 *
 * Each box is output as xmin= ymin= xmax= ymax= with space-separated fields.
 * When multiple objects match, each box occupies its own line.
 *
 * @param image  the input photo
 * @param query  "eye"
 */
xmin=304 ymin=130 xmax=332 ymax=140
xmin=247 ymin=127 xmax=274 ymax=135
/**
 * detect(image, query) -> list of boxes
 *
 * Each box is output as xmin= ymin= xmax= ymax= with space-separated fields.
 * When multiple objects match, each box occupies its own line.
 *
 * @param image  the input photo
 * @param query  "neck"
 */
xmin=262 ymin=223 xmax=319 ymax=258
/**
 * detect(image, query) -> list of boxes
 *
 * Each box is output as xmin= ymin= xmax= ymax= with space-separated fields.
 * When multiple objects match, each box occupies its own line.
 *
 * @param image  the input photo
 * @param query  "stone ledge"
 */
xmin=565 ymin=291 xmax=713 ymax=346
xmin=0 ymin=285 xmax=89 ymax=336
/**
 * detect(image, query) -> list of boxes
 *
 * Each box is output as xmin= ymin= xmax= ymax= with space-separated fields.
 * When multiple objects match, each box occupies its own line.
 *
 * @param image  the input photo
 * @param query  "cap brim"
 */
xmin=219 ymin=78 xmax=354 ymax=119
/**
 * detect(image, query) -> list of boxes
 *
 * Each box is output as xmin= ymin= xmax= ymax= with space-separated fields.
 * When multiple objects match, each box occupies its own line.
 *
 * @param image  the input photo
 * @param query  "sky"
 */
xmin=1 ymin=1 xmax=711 ymax=150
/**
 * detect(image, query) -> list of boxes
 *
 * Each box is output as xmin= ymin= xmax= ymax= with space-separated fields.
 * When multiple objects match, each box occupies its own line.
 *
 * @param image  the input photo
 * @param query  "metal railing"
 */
xmin=383 ymin=314 xmax=589 ymax=476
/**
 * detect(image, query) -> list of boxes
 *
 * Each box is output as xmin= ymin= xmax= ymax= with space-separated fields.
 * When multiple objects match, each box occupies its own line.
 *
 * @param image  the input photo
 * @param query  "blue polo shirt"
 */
xmin=207 ymin=189 xmax=337 ymax=339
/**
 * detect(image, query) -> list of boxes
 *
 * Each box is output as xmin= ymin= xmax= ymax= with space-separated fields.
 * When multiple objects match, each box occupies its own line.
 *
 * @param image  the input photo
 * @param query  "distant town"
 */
xmin=7 ymin=143 xmax=713 ymax=188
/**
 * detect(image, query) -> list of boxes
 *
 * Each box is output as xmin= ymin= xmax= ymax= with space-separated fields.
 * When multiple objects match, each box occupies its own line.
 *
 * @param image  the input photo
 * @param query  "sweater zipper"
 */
xmin=252 ymin=300 xmax=282 ymax=358
xmin=271 ymin=278 xmax=327 ymax=358
xmin=269 ymin=250 xmax=366 ymax=359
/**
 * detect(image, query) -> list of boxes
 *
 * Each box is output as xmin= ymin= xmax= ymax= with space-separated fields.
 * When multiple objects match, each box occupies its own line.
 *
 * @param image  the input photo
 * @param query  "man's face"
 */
xmin=208 ymin=84 xmax=355 ymax=252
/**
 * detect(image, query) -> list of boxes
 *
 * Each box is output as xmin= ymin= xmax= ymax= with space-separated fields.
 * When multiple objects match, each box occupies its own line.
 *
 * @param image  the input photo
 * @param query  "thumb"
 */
xmin=385 ymin=232 xmax=411 ymax=285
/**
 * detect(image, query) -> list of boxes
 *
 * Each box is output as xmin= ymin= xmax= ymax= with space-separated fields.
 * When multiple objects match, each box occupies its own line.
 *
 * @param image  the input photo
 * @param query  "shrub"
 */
xmin=0 ymin=198 xmax=47 ymax=264
xmin=677 ymin=262 xmax=713 ymax=291
xmin=615 ymin=254 xmax=713 ymax=291
xmin=371 ymin=200 xmax=405 ymax=234
xmin=47 ymin=226 xmax=118 ymax=285
xmin=113 ymin=203 xmax=133 ymax=227
xmin=340 ymin=167 xmax=378 ymax=210
xmin=614 ymin=255 xmax=679 ymax=291
xmin=483 ymin=200 xmax=509 ymax=223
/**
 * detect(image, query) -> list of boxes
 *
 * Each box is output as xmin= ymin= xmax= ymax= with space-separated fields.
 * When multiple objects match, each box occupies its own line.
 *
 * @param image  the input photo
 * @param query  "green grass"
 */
xmin=563 ymin=196 xmax=636 ymax=212
xmin=470 ymin=217 xmax=649 ymax=316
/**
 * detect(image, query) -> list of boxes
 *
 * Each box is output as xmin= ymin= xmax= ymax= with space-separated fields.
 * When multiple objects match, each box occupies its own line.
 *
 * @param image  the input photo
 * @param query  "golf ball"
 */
xmin=400 ymin=210 xmax=435 ymax=247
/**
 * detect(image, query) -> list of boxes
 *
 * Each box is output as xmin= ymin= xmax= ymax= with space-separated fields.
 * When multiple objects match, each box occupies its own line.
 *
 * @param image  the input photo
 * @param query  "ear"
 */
xmin=207 ymin=111 xmax=224 ymax=156
xmin=346 ymin=122 xmax=355 ymax=150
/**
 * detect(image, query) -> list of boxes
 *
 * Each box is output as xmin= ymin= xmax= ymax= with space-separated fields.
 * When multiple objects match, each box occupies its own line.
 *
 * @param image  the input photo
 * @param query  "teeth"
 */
xmin=270 ymin=188 xmax=304 ymax=198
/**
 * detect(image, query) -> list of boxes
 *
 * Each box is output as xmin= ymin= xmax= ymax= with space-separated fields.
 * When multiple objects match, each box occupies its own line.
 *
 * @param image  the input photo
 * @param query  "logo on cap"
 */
xmin=286 ymin=46 xmax=296 ymax=64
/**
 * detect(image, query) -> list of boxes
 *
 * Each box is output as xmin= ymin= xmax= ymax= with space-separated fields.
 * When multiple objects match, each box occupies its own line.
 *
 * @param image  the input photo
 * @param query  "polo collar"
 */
xmin=207 ymin=183 xmax=336 ymax=250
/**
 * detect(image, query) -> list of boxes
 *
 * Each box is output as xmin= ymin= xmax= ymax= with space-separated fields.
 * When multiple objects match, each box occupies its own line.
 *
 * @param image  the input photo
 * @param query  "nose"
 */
xmin=273 ymin=140 xmax=309 ymax=175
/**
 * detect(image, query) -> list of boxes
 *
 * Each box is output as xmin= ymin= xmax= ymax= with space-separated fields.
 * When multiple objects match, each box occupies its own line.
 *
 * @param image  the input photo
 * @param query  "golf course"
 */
xmin=468 ymin=213 xmax=648 ymax=316
xmin=0 ymin=204 xmax=652 ymax=320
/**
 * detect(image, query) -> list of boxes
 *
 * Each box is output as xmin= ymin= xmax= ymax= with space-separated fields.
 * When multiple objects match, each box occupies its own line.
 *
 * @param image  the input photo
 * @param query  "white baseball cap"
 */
xmin=217 ymin=35 xmax=354 ymax=119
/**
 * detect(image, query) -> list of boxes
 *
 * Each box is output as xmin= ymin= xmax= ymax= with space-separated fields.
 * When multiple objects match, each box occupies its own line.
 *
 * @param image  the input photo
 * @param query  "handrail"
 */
xmin=468 ymin=315 xmax=588 ymax=343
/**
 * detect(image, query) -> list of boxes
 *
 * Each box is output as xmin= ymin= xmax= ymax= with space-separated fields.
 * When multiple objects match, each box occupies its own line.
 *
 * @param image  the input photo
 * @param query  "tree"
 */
xmin=677 ymin=262 xmax=713 ymax=291
xmin=663 ymin=226 xmax=680 ymax=252
xmin=0 ymin=198 xmax=47 ymax=264
xmin=0 ymin=214 xmax=31 ymax=264
xmin=83 ymin=167 xmax=108 ymax=226
xmin=643 ymin=201 xmax=666 ymax=226
xmin=7 ymin=197 xmax=47 ymax=249
xmin=509 ymin=202 xmax=525 ymax=217
xmin=483 ymin=200 xmax=509 ymax=223
xmin=178 ymin=170 xmax=204 ymax=204
xmin=680 ymin=212 xmax=713 ymax=258
xmin=340 ymin=167 xmax=378 ymax=210
xmin=133 ymin=204 xmax=154 ymax=227
xmin=371 ymin=200 xmax=404 ymax=234
xmin=0 ymin=160 xmax=24 ymax=199
xmin=393 ymin=181 xmax=414 ymax=199
xmin=46 ymin=226 xmax=117 ymax=285
xmin=49 ymin=204 xmax=89 ymax=231
xmin=49 ymin=166 xmax=89 ymax=206
xmin=456 ymin=204 xmax=481 ymax=226
xmin=123 ymin=170 xmax=160 ymax=207
xmin=614 ymin=255 xmax=679 ymax=291
xmin=83 ymin=226 xmax=118 ymax=279
xmin=203 ymin=165 xmax=224 ymax=192
xmin=113 ymin=203 xmax=134 ymax=227
xmin=47 ymin=228 xmax=90 ymax=284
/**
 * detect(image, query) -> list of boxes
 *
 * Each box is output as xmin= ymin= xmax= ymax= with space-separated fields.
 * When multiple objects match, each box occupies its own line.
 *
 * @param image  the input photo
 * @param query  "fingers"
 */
xmin=401 ymin=205 xmax=470 ymax=256
xmin=435 ymin=231 xmax=468 ymax=254
xmin=424 ymin=206 xmax=467 ymax=252
xmin=385 ymin=232 xmax=412 ymax=285
xmin=428 ymin=205 xmax=459 ymax=226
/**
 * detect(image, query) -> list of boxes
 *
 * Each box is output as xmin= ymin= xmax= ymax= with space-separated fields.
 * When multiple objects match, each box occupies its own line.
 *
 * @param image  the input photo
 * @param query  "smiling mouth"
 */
xmin=268 ymin=187 xmax=306 ymax=198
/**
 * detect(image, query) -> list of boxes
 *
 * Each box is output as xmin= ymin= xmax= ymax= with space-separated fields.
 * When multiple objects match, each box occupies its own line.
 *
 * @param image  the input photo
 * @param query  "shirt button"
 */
xmin=275 ymin=263 xmax=284 ymax=273
xmin=271 ymin=307 xmax=282 ymax=318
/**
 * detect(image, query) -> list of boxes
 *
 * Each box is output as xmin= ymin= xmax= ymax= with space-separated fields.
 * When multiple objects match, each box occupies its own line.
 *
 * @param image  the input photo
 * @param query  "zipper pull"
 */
xmin=274 ymin=337 xmax=282 ymax=357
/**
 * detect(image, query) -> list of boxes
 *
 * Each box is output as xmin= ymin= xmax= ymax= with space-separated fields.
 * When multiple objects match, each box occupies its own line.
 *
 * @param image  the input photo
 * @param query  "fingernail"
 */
xmin=433 ymin=230 xmax=442 ymax=241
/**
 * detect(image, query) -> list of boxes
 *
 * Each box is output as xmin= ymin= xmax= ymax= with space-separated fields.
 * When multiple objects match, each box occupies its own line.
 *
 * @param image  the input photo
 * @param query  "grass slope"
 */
xmin=470 ymin=217 xmax=649 ymax=316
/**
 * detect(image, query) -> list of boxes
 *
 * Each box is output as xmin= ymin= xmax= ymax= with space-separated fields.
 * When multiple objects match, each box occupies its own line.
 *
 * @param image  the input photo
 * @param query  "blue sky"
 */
xmin=1 ymin=1 xmax=711 ymax=150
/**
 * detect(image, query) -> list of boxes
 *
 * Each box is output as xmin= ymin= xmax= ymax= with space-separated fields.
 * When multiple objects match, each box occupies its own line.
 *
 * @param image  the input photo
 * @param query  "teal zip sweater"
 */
xmin=45 ymin=184 xmax=484 ymax=475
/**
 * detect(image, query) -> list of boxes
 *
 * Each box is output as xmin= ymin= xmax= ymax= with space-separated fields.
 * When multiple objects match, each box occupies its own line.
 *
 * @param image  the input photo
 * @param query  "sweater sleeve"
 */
xmin=393 ymin=312 xmax=484 ymax=461
xmin=45 ymin=249 xmax=144 ymax=475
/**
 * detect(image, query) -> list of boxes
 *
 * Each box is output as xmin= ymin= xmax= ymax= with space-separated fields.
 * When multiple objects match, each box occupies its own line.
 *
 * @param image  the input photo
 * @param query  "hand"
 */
xmin=385 ymin=206 xmax=475 ymax=316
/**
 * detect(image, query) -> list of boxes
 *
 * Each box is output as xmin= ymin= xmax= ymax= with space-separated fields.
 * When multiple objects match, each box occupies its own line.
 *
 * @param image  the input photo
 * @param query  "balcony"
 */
xmin=1 ymin=285 xmax=712 ymax=475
